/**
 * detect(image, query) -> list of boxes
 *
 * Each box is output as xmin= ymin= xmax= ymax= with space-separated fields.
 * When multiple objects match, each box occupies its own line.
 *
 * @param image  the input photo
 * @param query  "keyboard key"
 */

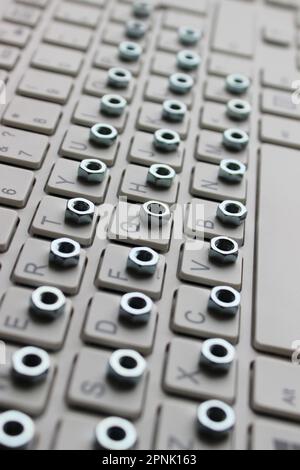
xmin=252 ymin=357 xmax=300 ymax=422
xmin=261 ymin=64 xmax=298 ymax=92
xmin=0 ymin=125 xmax=48 ymax=169
xmin=212 ymin=0 xmax=255 ymax=58
xmin=260 ymin=115 xmax=300 ymax=149
xmin=261 ymin=89 xmax=300 ymax=120
xmin=191 ymin=161 xmax=247 ymax=203
xmin=138 ymin=102 xmax=190 ymax=139
xmin=201 ymin=102 xmax=249 ymax=133
xmin=0 ymin=164 xmax=34 ymax=208
xmin=152 ymin=50 xmax=197 ymax=78
xmin=263 ymin=25 xmax=293 ymax=47
xmin=129 ymin=131 xmax=184 ymax=172
xmin=46 ymin=158 xmax=109 ymax=204
xmin=0 ymin=207 xmax=18 ymax=252
xmin=83 ymin=292 xmax=158 ymax=354
xmin=0 ymin=346 xmax=55 ymax=417
xmin=205 ymin=76 xmax=252 ymax=105
xmin=145 ymin=75 xmax=193 ymax=108
xmin=32 ymin=44 xmax=83 ymax=77
xmin=196 ymin=130 xmax=248 ymax=165
xmin=3 ymin=96 xmax=62 ymax=135
xmin=84 ymin=69 xmax=136 ymax=102
xmin=157 ymin=29 xmax=201 ymax=54
xmin=179 ymin=241 xmax=243 ymax=290
xmin=44 ymin=22 xmax=93 ymax=52
xmin=67 ymin=347 xmax=148 ymax=419
xmin=96 ymin=244 xmax=166 ymax=300
xmin=4 ymin=4 xmax=41 ymax=27
xmin=251 ymin=420 xmax=300 ymax=451
xmin=103 ymin=22 xmax=146 ymax=48
xmin=13 ymin=237 xmax=87 ymax=294
xmin=94 ymin=44 xmax=142 ymax=76
xmin=16 ymin=0 xmax=48 ymax=7
xmin=255 ymin=145 xmax=300 ymax=356
xmin=55 ymin=2 xmax=101 ymax=29
xmin=30 ymin=195 xmax=98 ymax=246
xmin=163 ymin=9 xmax=206 ymax=30
xmin=164 ymin=337 xmax=237 ymax=403
xmin=0 ymin=44 xmax=19 ymax=70
xmin=0 ymin=22 xmax=31 ymax=48
xmin=172 ymin=285 xmax=240 ymax=343
xmin=0 ymin=287 xmax=72 ymax=351
xmin=208 ymin=53 xmax=253 ymax=78
xmin=18 ymin=69 xmax=73 ymax=104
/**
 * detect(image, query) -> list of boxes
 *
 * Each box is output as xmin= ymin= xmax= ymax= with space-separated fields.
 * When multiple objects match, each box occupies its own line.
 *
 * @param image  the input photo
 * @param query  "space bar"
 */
xmin=255 ymin=144 xmax=300 ymax=357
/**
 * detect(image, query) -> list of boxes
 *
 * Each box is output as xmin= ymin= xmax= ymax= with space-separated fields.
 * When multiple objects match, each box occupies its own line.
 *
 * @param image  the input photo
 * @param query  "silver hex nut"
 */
xmin=177 ymin=50 xmax=201 ymax=71
xmin=107 ymin=67 xmax=132 ymax=89
xmin=226 ymin=98 xmax=251 ymax=121
xmin=65 ymin=197 xmax=95 ymax=225
xmin=208 ymin=286 xmax=241 ymax=317
xmin=49 ymin=237 xmax=81 ymax=268
xmin=217 ymin=200 xmax=247 ymax=226
xmin=90 ymin=123 xmax=118 ymax=147
xmin=30 ymin=285 xmax=66 ymax=321
xmin=133 ymin=0 xmax=151 ymax=18
xmin=178 ymin=26 xmax=202 ymax=46
xmin=140 ymin=200 xmax=171 ymax=228
xmin=147 ymin=163 xmax=176 ymax=188
xmin=119 ymin=41 xmax=142 ymax=62
xmin=162 ymin=99 xmax=187 ymax=122
xmin=95 ymin=417 xmax=137 ymax=450
xmin=200 ymin=338 xmax=236 ymax=373
xmin=209 ymin=236 xmax=239 ymax=265
xmin=218 ymin=159 xmax=246 ymax=184
xmin=153 ymin=129 xmax=181 ymax=152
xmin=222 ymin=128 xmax=249 ymax=151
xmin=12 ymin=346 xmax=50 ymax=384
xmin=127 ymin=246 xmax=159 ymax=276
xmin=225 ymin=73 xmax=250 ymax=95
xmin=197 ymin=400 xmax=235 ymax=438
xmin=107 ymin=349 xmax=146 ymax=386
xmin=169 ymin=72 xmax=194 ymax=95
xmin=78 ymin=159 xmax=107 ymax=184
xmin=126 ymin=19 xmax=147 ymax=39
xmin=0 ymin=411 xmax=35 ymax=450
xmin=100 ymin=94 xmax=127 ymax=117
xmin=119 ymin=292 xmax=153 ymax=324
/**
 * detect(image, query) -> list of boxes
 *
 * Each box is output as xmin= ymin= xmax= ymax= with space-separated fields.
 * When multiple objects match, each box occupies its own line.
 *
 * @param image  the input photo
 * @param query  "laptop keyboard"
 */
xmin=0 ymin=0 xmax=300 ymax=451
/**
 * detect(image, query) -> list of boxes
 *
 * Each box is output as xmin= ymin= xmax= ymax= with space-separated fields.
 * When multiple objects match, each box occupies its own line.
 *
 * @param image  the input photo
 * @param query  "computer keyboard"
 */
xmin=0 ymin=0 xmax=300 ymax=451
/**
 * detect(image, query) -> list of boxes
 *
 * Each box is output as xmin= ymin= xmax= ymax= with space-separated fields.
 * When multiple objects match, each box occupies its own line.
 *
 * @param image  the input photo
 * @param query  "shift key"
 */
xmin=255 ymin=145 xmax=300 ymax=357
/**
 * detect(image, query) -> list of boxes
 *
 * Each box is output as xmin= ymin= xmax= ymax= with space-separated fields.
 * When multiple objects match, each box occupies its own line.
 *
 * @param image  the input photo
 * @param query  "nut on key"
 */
xmin=65 ymin=197 xmax=95 ymax=225
xmin=217 ymin=200 xmax=247 ymax=226
xmin=127 ymin=246 xmax=159 ymax=276
xmin=78 ymin=159 xmax=107 ymax=184
xmin=49 ymin=237 xmax=81 ymax=268
xmin=30 ymin=285 xmax=66 ymax=321
xmin=209 ymin=236 xmax=239 ymax=265
xmin=147 ymin=163 xmax=176 ymax=188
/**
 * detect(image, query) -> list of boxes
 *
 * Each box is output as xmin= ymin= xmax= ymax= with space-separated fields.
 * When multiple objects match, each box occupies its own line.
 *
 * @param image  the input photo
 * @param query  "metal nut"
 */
xmin=200 ymin=338 xmax=235 ymax=373
xmin=177 ymin=50 xmax=201 ymax=70
xmin=169 ymin=72 xmax=194 ymax=95
xmin=217 ymin=200 xmax=247 ymax=226
xmin=218 ymin=159 xmax=246 ymax=183
xmin=127 ymin=246 xmax=159 ymax=276
xmin=133 ymin=0 xmax=151 ymax=18
xmin=78 ymin=158 xmax=107 ymax=184
xmin=209 ymin=236 xmax=239 ymax=265
xmin=90 ymin=123 xmax=118 ymax=147
xmin=95 ymin=417 xmax=137 ymax=450
xmin=119 ymin=41 xmax=142 ymax=62
xmin=197 ymin=400 xmax=235 ymax=438
xmin=222 ymin=128 xmax=249 ymax=151
xmin=226 ymin=98 xmax=251 ymax=121
xmin=30 ymin=286 xmax=66 ymax=321
xmin=49 ymin=237 xmax=81 ymax=268
xmin=153 ymin=129 xmax=181 ymax=152
xmin=226 ymin=73 xmax=250 ymax=95
xmin=208 ymin=286 xmax=241 ymax=317
xmin=12 ymin=346 xmax=50 ymax=384
xmin=119 ymin=292 xmax=153 ymax=324
xmin=162 ymin=99 xmax=187 ymax=122
xmin=100 ymin=94 xmax=127 ymax=117
xmin=140 ymin=200 xmax=171 ymax=227
xmin=65 ymin=197 xmax=95 ymax=225
xmin=178 ymin=26 xmax=202 ymax=46
xmin=0 ymin=411 xmax=35 ymax=449
xmin=126 ymin=19 xmax=147 ymax=39
xmin=107 ymin=349 xmax=146 ymax=386
xmin=107 ymin=67 xmax=132 ymax=89
xmin=147 ymin=163 xmax=176 ymax=188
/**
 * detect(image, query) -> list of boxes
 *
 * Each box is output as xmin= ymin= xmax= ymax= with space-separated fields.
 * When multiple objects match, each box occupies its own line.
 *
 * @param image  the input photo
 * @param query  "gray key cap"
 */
xmin=201 ymin=102 xmax=249 ymax=133
xmin=196 ymin=130 xmax=248 ymax=165
xmin=145 ymin=75 xmax=193 ymax=108
xmin=94 ymin=44 xmax=142 ymax=76
xmin=205 ymin=76 xmax=252 ymax=105
xmin=0 ymin=287 xmax=72 ymax=351
xmin=163 ymin=9 xmax=206 ymax=30
xmin=16 ymin=0 xmax=48 ymax=7
xmin=251 ymin=420 xmax=300 ymax=451
xmin=252 ymin=357 xmax=300 ymax=422
xmin=261 ymin=65 xmax=298 ymax=92
xmin=4 ymin=4 xmax=41 ymax=27
xmin=0 ymin=164 xmax=34 ymax=208
xmin=260 ymin=115 xmax=300 ymax=149
xmin=32 ymin=44 xmax=83 ymax=77
xmin=0 ymin=207 xmax=18 ymax=252
xmin=3 ymin=96 xmax=62 ymax=135
xmin=44 ymin=22 xmax=92 ymax=52
xmin=13 ymin=237 xmax=86 ymax=294
xmin=84 ymin=69 xmax=136 ymax=102
xmin=54 ymin=2 xmax=101 ymax=29
xmin=138 ymin=102 xmax=190 ymax=139
xmin=0 ymin=22 xmax=31 ymax=47
xmin=261 ymin=89 xmax=300 ymax=120
xmin=0 ymin=44 xmax=19 ymax=70
xmin=208 ymin=53 xmax=253 ymax=78
xmin=0 ymin=125 xmax=49 ymax=169
xmin=18 ymin=69 xmax=73 ymax=104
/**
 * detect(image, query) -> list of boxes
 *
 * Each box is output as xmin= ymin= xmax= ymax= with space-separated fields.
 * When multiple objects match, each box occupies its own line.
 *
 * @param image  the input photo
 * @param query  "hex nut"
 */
xmin=100 ymin=94 xmax=127 ymax=117
xmin=197 ymin=400 xmax=235 ymax=438
xmin=225 ymin=73 xmax=250 ymax=95
xmin=95 ymin=417 xmax=137 ymax=450
xmin=208 ymin=286 xmax=241 ymax=317
xmin=200 ymin=338 xmax=236 ymax=373
xmin=78 ymin=158 xmax=107 ymax=184
xmin=30 ymin=286 xmax=66 ymax=321
xmin=162 ymin=99 xmax=187 ymax=122
xmin=65 ymin=197 xmax=95 ymax=225
xmin=222 ymin=128 xmax=249 ymax=151
xmin=218 ymin=159 xmax=246 ymax=184
xmin=107 ymin=67 xmax=132 ymax=89
xmin=217 ymin=200 xmax=247 ymax=226
xmin=12 ymin=346 xmax=50 ymax=384
xmin=140 ymin=200 xmax=171 ymax=227
xmin=119 ymin=292 xmax=153 ymax=324
xmin=226 ymin=99 xmax=252 ymax=121
xmin=133 ymin=0 xmax=151 ymax=18
xmin=127 ymin=246 xmax=159 ymax=276
xmin=169 ymin=72 xmax=194 ymax=95
xmin=177 ymin=50 xmax=201 ymax=70
xmin=49 ymin=237 xmax=81 ymax=268
xmin=107 ymin=349 xmax=146 ymax=386
xmin=0 ymin=410 xmax=35 ymax=449
xmin=147 ymin=163 xmax=176 ymax=188
xmin=178 ymin=26 xmax=202 ymax=46
xmin=90 ymin=123 xmax=118 ymax=147
xmin=119 ymin=41 xmax=142 ymax=62
xmin=126 ymin=19 xmax=147 ymax=39
xmin=153 ymin=129 xmax=181 ymax=152
xmin=209 ymin=236 xmax=239 ymax=265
